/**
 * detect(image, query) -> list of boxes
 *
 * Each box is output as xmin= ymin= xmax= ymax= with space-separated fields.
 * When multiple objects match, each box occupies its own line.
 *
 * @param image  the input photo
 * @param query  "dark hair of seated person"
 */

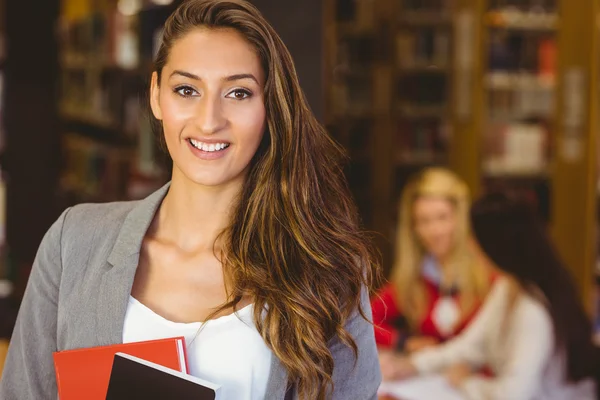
xmin=470 ymin=192 xmax=600 ymax=393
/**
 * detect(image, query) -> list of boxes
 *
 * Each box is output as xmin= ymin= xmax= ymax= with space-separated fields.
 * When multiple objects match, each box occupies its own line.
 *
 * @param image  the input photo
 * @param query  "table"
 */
xmin=377 ymin=375 xmax=466 ymax=400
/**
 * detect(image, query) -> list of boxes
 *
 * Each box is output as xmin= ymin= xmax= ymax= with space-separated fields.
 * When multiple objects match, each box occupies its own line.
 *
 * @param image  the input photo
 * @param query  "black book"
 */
xmin=106 ymin=353 xmax=221 ymax=400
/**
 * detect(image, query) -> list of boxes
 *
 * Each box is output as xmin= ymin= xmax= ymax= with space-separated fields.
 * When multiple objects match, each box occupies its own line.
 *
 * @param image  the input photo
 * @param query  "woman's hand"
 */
xmin=404 ymin=335 xmax=439 ymax=353
xmin=378 ymin=350 xmax=418 ymax=381
xmin=444 ymin=362 xmax=472 ymax=388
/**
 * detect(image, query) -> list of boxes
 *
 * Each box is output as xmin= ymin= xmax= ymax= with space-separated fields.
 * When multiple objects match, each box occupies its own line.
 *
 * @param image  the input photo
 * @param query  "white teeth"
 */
xmin=189 ymin=139 xmax=229 ymax=152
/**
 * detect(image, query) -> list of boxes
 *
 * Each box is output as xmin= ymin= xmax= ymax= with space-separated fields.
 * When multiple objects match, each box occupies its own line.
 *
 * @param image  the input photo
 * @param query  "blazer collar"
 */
xmin=106 ymin=182 xmax=171 ymax=268
xmin=96 ymin=182 xmax=170 ymax=346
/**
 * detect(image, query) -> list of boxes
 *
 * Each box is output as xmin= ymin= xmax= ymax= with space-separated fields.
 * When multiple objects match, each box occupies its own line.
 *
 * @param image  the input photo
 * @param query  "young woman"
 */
xmin=381 ymin=193 xmax=600 ymax=400
xmin=372 ymin=168 xmax=492 ymax=352
xmin=0 ymin=1 xmax=381 ymax=399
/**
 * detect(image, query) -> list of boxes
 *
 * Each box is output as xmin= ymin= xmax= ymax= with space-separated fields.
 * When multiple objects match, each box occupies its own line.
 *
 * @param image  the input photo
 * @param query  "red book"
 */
xmin=53 ymin=337 xmax=188 ymax=400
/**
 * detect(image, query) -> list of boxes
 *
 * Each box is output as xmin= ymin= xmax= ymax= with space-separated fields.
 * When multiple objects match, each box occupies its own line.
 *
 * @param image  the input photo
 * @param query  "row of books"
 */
xmin=58 ymin=5 xmax=169 ymax=71
xmin=395 ymin=30 xmax=451 ymax=69
xmin=60 ymin=134 xmax=133 ymax=203
xmin=59 ymin=2 xmax=174 ymax=203
xmin=335 ymin=0 xmax=377 ymax=29
xmin=486 ymin=72 xmax=554 ymax=120
xmin=396 ymin=121 xmax=449 ymax=165
xmin=488 ymin=33 xmax=556 ymax=77
xmin=54 ymin=336 xmax=219 ymax=399
xmin=482 ymin=122 xmax=549 ymax=176
xmin=488 ymin=0 xmax=557 ymax=12
xmin=400 ymin=0 xmax=454 ymax=12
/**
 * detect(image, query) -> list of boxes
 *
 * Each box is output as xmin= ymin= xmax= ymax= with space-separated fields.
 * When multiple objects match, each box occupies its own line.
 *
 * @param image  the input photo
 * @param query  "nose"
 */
xmin=194 ymin=92 xmax=226 ymax=135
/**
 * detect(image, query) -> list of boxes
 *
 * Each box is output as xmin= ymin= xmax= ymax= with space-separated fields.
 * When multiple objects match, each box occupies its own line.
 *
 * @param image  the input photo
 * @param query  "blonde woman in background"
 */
xmin=372 ymin=167 xmax=493 ymax=355
xmin=383 ymin=193 xmax=599 ymax=400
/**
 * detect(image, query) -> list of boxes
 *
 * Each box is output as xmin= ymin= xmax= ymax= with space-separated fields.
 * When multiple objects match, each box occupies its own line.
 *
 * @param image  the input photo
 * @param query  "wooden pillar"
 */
xmin=4 ymin=0 xmax=61 ymax=272
xmin=449 ymin=0 xmax=485 ymax=197
xmin=552 ymin=0 xmax=596 ymax=307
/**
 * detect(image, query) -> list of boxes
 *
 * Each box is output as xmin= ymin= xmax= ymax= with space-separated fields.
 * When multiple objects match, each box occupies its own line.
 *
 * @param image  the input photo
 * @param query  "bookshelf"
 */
xmin=391 ymin=0 xmax=455 ymax=235
xmin=478 ymin=1 xmax=558 ymax=223
xmin=58 ymin=0 xmax=175 ymax=208
xmin=324 ymin=0 xmax=380 ymax=237
xmin=458 ymin=0 xmax=596 ymax=307
xmin=324 ymin=0 xmax=599 ymax=302
xmin=324 ymin=0 xmax=457 ymax=273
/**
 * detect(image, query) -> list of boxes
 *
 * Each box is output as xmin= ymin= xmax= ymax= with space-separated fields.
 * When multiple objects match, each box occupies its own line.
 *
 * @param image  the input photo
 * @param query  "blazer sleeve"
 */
xmin=330 ymin=286 xmax=382 ymax=400
xmin=0 ymin=208 xmax=71 ymax=400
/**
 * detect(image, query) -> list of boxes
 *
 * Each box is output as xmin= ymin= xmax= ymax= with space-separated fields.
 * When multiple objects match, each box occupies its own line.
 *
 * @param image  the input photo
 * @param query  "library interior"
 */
xmin=0 ymin=0 xmax=598 ymax=397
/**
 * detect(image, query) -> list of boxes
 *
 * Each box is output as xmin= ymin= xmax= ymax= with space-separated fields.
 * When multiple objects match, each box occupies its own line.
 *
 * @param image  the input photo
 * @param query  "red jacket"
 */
xmin=371 ymin=279 xmax=484 ymax=348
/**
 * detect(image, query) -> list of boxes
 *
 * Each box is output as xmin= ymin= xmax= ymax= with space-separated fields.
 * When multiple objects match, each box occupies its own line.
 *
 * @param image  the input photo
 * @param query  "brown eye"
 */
xmin=227 ymin=89 xmax=251 ymax=100
xmin=175 ymin=86 xmax=198 ymax=97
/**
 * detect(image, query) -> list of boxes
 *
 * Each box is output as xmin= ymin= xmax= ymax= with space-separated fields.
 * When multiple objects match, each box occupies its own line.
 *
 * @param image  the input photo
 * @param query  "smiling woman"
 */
xmin=0 ymin=1 xmax=382 ymax=400
xmin=151 ymin=27 xmax=266 ymax=185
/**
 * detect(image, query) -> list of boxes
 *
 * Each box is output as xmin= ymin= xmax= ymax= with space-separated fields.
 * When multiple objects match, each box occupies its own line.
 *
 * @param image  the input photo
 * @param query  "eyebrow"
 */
xmin=169 ymin=70 xmax=260 ymax=85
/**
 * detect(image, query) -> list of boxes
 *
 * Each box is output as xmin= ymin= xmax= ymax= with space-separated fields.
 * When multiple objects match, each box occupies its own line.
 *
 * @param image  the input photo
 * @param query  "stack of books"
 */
xmin=53 ymin=337 xmax=220 ymax=399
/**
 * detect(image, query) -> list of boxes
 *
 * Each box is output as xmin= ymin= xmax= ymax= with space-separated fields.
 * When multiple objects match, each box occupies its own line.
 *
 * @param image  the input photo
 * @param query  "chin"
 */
xmin=182 ymin=168 xmax=246 ymax=188
xmin=186 ymin=173 xmax=229 ymax=187
xmin=430 ymin=247 xmax=452 ymax=259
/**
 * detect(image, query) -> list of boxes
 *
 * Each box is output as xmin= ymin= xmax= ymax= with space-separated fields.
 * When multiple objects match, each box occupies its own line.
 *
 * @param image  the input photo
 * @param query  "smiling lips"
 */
xmin=189 ymin=138 xmax=231 ymax=152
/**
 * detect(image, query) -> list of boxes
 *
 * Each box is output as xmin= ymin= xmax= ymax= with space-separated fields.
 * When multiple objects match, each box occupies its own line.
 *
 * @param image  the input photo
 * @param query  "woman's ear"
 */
xmin=150 ymin=71 xmax=163 ymax=120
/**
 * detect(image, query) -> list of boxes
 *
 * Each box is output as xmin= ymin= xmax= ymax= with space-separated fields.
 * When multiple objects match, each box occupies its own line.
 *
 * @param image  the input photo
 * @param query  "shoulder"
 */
xmin=63 ymin=200 xmax=139 ymax=234
xmin=57 ymin=200 xmax=141 ymax=263
xmin=514 ymin=288 xmax=553 ymax=330
xmin=490 ymin=278 xmax=553 ymax=334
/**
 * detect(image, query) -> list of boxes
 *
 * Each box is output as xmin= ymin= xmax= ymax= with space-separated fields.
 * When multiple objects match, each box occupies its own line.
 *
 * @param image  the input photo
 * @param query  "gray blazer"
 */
xmin=0 ymin=184 xmax=381 ymax=399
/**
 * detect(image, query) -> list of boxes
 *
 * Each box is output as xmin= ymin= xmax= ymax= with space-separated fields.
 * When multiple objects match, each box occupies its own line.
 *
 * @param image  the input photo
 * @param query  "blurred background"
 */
xmin=0 ymin=0 xmax=597 ymax=354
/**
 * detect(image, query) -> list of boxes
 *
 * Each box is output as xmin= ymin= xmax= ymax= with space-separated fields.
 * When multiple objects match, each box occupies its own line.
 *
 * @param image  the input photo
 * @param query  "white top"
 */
xmin=411 ymin=278 xmax=597 ymax=400
xmin=122 ymin=296 xmax=272 ymax=400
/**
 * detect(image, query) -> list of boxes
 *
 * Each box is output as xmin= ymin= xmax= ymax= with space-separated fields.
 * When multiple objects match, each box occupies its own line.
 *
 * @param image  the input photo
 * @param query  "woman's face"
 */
xmin=150 ymin=27 xmax=266 ymax=188
xmin=413 ymin=196 xmax=458 ymax=260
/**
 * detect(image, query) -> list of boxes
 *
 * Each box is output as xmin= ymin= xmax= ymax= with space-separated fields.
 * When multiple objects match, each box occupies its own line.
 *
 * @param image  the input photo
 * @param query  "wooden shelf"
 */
xmin=397 ymin=64 xmax=450 ymax=74
xmin=60 ymin=53 xmax=153 ymax=76
xmin=333 ymin=108 xmax=374 ymax=119
xmin=60 ymin=109 xmax=117 ymax=130
xmin=333 ymin=66 xmax=372 ymax=79
xmin=398 ymin=11 xmax=452 ymax=27
xmin=485 ymin=10 xmax=559 ymax=31
xmin=396 ymin=152 xmax=447 ymax=166
xmin=485 ymin=72 xmax=555 ymax=90
xmin=482 ymin=165 xmax=550 ymax=180
xmin=397 ymin=104 xmax=447 ymax=119
xmin=60 ymin=112 xmax=136 ymax=147
xmin=336 ymin=22 xmax=375 ymax=37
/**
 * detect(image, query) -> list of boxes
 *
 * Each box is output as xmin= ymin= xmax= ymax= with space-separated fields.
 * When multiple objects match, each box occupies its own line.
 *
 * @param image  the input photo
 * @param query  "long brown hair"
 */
xmin=153 ymin=1 xmax=380 ymax=398
xmin=392 ymin=168 xmax=490 ymax=327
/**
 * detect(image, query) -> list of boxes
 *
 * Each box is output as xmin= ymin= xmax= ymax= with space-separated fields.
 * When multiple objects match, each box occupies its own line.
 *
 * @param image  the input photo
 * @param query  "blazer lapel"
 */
xmin=265 ymin=355 xmax=294 ymax=399
xmin=95 ymin=183 xmax=171 ymax=345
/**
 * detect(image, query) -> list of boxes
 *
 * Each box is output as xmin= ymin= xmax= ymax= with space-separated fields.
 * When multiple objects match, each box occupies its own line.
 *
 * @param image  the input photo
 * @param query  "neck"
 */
xmin=430 ymin=253 xmax=455 ymax=287
xmin=152 ymin=168 xmax=243 ymax=252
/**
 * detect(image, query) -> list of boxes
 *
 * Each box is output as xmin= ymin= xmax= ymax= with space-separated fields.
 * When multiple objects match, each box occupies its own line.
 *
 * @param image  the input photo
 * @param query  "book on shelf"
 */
xmin=483 ymin=123 xmax=548 ymax=177
xmin=396 ymin=30 xmax=451 ymax=69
